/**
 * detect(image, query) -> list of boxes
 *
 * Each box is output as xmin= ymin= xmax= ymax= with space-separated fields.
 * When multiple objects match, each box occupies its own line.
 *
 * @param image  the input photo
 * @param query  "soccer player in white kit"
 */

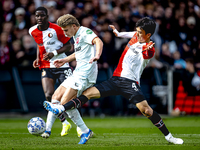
xmin=43 ymin=14 xmax=103 ymax=144
xmin=29 ymin=7 xmax=89 ymax=139
xmin=44 ymin=17 xmax=184 ymax=145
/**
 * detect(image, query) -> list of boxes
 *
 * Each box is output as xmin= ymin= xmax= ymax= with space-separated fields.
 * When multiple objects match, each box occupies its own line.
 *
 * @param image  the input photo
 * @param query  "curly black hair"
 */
xmin=35 ymin=7 xmax=48 ymax=16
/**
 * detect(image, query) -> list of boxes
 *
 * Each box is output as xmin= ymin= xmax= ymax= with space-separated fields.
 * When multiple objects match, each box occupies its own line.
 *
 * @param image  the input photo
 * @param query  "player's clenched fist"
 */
xmin=109 ymin=25 xmax=118 ymax=37
xmin=33 ymin=59 xmax=40 ymax=68
xmin=143 ymin=41 xmax=155 ymax=51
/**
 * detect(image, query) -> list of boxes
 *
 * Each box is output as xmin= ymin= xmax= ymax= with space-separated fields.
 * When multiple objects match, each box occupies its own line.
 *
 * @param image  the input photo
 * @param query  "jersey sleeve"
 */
xmin=142 ymin=41 xmax=155 ymax=59
xmin=114 ymin=29 xmax=136 ymax=38
xmin=29 ymin=27 xmax=34 ymax=37
xmin=56 ymin=26 xmax=70 ymax=44
xmin=142 ymin=47 xmax=155 ymax=59
xmin=83 ymin=29 xmax=97 ymax=45
xmin=29 ymin=29 xmax=32 ymax=36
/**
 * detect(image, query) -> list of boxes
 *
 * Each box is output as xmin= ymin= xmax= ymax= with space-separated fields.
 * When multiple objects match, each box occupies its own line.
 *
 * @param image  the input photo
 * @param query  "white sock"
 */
xmin=51 ymin=99 xmax=62 ymax=105
xmin=51 ymin=99 xmax=69 ymax=124
xmin=165 ymin=133 xmax=172 ymax=140
xmin=46 ymin=111 xmax=56 ymax=132
xmin=66 ymin=109 xmax=89 ymax=134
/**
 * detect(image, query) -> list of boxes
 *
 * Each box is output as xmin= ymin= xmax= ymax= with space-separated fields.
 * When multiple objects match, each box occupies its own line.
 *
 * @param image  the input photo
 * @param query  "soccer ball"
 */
xmin=27 ymin=117 xmax=46 ymax=135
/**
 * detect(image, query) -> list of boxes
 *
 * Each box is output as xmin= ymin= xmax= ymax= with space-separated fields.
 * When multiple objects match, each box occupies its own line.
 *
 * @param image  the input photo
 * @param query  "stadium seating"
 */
xmin=193 ymin=96 xmax=200 ymax=114
xmin=174 ymin=81 xmax=186 ymax=111
xmin=174 ymin=81 xmax=200 ymax=115
xmin=182 ymin=96 xmax=194 ymax=114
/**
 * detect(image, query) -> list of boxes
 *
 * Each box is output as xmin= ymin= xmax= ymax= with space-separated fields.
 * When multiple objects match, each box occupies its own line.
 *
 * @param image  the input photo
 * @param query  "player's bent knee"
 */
xmin=144 ymin=107 xmax=153 ymax=117
xmin=52 ymin=87 xmax=65 ymax=100
xmin=82 ymin=87 xmax=100 ymax=99
xmin=52 ymin=92 xmax=61 ymax=101
xmin=136 ymin=101 xmax=153 ymax=117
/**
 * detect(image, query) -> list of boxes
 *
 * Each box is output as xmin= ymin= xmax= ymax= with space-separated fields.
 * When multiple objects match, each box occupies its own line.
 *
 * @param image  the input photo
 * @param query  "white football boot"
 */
xmin=43 ymin=101 xmax=65 ymax=115
xmin=165 ymin=133 xmax=184 ymax=144
xmin=41 ymin=131 xmax=51 ymax=138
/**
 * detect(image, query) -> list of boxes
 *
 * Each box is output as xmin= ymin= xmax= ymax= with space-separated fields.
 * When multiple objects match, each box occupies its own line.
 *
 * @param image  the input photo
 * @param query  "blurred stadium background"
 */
xmin=0 ymin=0 xmax=200 ymax=117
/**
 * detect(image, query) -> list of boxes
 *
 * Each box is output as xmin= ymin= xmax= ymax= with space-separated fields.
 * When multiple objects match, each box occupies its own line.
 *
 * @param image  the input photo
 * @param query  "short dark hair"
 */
xmin=136 ymin=17 xmax=156 ymax=36
xmin=35 ymin=7 xmax=48 ymax=15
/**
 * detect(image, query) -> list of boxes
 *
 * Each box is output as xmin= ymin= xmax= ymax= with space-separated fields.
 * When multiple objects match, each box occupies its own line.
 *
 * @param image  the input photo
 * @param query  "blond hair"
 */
xmin=57 ymin=14 xmax=80 ymax=27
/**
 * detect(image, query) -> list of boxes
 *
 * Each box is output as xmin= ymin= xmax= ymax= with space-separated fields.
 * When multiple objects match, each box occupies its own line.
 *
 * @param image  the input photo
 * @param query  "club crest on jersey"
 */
xmin=48 ymin=33 xmax=53 ymax=38
xmin=76 ymin=37 xmax=79 ymax=44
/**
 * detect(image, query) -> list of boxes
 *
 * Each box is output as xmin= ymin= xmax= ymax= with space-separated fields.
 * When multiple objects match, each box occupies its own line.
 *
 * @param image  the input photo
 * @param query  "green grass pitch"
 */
xmin=0 ymin=115 xmax=200 ymax=150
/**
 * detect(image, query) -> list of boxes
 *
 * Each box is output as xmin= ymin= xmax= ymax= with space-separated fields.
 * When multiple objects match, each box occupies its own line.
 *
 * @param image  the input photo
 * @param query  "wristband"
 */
xmin=52 ymin=50 xmax=58 ymax=56
xmin=113 ymin=29 xmax=119 ymax=35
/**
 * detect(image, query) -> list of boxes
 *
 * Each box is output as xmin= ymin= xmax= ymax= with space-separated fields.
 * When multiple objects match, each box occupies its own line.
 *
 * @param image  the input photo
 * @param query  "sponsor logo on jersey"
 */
xmin=47 ymin=41 xmax=55 ymax=45
xmin=48 ymin=33 xmax=53 ymax=38
xmin=136 ymin=45 xmax=142 ymax=49
xmin=75 ymin=46 xmax=81 ymax=52
xmin=131 ymin=48 xmax=139 ymax=55
xmin=86 ymin=29 xmax=92 ymax=34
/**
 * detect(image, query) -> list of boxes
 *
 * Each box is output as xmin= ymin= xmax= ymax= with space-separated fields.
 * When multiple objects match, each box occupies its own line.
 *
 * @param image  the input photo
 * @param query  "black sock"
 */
xmin=148 ymin=111 xmax=169 ymax=136
xmin=63 ymin=95 xmax=89 ymax=110
xmin=77 ymin=107 xmax=82 ymax=117
xmin=58 ymin=113 xmax=66 ymax=122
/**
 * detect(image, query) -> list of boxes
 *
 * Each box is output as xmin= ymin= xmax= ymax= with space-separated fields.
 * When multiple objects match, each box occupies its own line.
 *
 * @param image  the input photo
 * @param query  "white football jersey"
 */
xmin=72 ymin=26 xmax=98 ymax=84
xmin=113 ymin=32 xmax=155 ymax=85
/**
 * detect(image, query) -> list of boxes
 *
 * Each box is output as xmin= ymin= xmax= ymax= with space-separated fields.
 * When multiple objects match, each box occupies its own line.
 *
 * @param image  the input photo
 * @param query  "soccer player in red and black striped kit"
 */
xmin=44 ymin=17 xmax=184 ymax=144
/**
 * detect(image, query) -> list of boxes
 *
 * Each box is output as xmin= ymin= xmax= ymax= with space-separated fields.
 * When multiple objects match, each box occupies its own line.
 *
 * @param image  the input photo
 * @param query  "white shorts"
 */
xmin=61 ymin=74 xmax=95 ymax=97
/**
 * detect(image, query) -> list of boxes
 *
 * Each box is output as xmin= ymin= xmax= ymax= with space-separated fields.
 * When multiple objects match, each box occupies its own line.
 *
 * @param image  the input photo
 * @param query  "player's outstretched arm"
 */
xmin=89 ymin=37 xmax=103 ymax=64
xmin=54 ymin=53 xmax=76 ymax=68
xmin=109 ymin=25 xmax=135 ymax=38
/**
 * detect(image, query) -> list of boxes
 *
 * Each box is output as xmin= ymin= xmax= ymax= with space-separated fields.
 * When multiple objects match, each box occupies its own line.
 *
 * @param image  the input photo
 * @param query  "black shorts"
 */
xmin=95 ymin=76 xmax=145 ymax=105
xmin=41 ymin=68 xmax=73 ymax=84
